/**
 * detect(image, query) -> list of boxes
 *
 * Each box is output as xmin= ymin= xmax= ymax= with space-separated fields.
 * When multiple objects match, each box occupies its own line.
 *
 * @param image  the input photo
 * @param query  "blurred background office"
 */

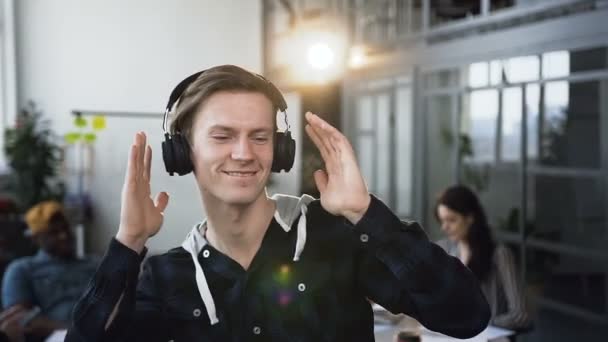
xmin=0 ymin=0 xmax=606 ymax=341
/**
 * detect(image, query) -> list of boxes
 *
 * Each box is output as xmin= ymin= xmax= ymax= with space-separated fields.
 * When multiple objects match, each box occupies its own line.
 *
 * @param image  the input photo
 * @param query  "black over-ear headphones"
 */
xmin=161 ymin=69 xmax=296 ymax=176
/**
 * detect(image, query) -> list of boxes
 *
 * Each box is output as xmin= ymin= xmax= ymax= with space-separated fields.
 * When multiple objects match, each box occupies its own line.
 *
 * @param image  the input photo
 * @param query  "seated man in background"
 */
xmin=1 ymin=201 xmax=97 ymax=341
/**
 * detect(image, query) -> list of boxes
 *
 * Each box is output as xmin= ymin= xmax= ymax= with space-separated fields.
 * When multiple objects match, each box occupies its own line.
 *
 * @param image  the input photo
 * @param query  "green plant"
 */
xmin=440 ymin=127 xmax=490 ymax=192
xmin=4 ymin=101 xmax=65 ymax=211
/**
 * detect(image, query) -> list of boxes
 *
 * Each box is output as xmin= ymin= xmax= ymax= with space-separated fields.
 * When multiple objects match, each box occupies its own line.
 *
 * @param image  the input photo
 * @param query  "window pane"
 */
xmin=357 ymin=96 xmax=374 ymax=131
xmin=462 ymin=89 xmax=498 ymax=163
xmin=425 ymin=95 xmax=457 ymax=238
xmin=396 ymin=0 xmax=423 ymax=34
xmin=490 ymin=60 xmax=502 ymax=85
xmin=570 ymin=47 xmax=608 ymax=73
xmin=424 ymin=69 xmax=459 ymax=89
xmin=527 ymin=174 xmax=606 ymax=252
xmin=542 ymin=50 xmax=570 ymax=78
xmin=357 ymin=135 xmax=374 ymax=191
xmin=396 ymin=87 xmax=412 ymax=216
xmin=376 ymin=94 xmax=391 ymax=203
xmin=459 ymin=164 xmax=521 ymax=235
xmin=540 ymin=81 xmax=601 ymax=168
xmin=526 ymin=84 xmax=541 ymax=161
xmin=468 ymin=62 xmax=488 ymax=88
xmin=539 ymin=47 xmax=608 ymax=76
xmin=430 ymin=1 xmax=482 ymax=27
xmin=501 ymin=87 xmax=522 ymax=162
xmin=490 ymin=1 xmax=515 ymax=12
xmin=504 ymin=55 xmax=539 ymax=83
xmin=526 ymin=247 xmax=607 ymax=315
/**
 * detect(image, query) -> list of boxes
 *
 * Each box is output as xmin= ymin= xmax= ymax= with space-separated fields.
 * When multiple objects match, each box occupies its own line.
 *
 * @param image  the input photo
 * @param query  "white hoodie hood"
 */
xmin=180 ymin=193 xmax=315 ymax=325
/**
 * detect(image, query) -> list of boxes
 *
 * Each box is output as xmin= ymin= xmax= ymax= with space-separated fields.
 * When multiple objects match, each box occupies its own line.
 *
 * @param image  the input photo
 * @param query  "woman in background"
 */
xmin=435 ymin=185 xmax=531 ymax=331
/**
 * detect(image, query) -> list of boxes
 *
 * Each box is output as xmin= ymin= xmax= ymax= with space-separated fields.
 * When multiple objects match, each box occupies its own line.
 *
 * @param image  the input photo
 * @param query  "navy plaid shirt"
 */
xmin=66 ymin=196 xmax=490 ymax=342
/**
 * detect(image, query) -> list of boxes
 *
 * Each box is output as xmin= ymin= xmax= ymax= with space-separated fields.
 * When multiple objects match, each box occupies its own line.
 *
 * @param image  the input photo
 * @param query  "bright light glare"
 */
xmin=349 ymin=46 xmax=366 ymax=68
xmin=285 ymin=29 xmax=346 ymax=84
xmin=307 ymin=43 xmax=334 ymax=70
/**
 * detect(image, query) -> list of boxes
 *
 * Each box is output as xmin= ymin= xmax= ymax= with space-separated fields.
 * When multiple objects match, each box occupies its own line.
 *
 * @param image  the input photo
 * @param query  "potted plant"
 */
xmin=4 ymin=101 xmax=65 ymax=211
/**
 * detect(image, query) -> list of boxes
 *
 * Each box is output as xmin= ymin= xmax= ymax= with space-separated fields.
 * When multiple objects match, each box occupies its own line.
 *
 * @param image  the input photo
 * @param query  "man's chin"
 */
xmin=219 ymin=189 xmax=264 ymax=205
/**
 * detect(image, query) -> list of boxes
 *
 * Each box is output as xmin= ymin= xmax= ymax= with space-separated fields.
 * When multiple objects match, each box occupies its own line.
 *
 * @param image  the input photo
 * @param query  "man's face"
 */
xmin=189 ymin=91 xmax=275 ymax=206
xmin=36 ymin=213 xmax=75 ymax=259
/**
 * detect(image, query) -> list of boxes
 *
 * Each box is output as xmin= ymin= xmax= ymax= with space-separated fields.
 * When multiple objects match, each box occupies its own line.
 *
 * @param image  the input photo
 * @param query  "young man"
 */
xmin=2 ymin=201 xmax=98 ymax=341
xmin=66 ymin=65 xmax=490 ymax=342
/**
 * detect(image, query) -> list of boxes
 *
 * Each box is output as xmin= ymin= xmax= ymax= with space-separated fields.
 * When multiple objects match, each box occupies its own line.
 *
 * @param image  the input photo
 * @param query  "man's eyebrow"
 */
xmin=208 ymin=125 xmax=235 ymax=133
xmin=208 ymin=125 xmax=273 ymax=134
xmin=250 ymin=128 xmax=274 ymax=134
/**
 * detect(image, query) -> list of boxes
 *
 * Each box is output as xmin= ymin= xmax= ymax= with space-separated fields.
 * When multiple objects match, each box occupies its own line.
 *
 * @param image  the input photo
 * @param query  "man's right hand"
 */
xmin=0 ymin=305 xmax=26 ymax=342
xmin=116 ymin=132 xmax=169 ymax=253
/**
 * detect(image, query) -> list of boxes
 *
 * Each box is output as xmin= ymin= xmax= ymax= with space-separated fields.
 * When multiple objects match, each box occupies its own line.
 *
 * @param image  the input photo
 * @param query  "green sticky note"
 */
xmin=84 ymin=133 xmax=97 ymax=143
xmin=74 ymin=116 xmax=87 ymax=128
xmin=64 ymin=132 xmax=82 ymax=144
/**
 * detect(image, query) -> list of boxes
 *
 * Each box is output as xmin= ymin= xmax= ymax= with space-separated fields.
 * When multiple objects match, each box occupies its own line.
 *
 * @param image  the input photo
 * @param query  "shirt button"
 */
xmin=298 ymin=283 xmax=306 ymax=292
xmin=253 ymin=326 xmax=262 ymax=335
xmin=360 ymin=233 xmax=369 ymax=243
xmin=193 ymin=308 xmax=201 ymax=317
xmin=202 ymin=250 xmax=210 ymax=258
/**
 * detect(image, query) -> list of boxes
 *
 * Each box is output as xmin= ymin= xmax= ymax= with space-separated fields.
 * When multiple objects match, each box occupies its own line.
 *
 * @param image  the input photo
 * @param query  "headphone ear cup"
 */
xmin=162 ymin=133 xmax=193 ymax=176
xmin=272 ymin=131 xmax=295 ymax=173
xmin=162 ymin=133 xmax=176 ymax=175
xmin=173 ymin=134 xmax=194 ymax=176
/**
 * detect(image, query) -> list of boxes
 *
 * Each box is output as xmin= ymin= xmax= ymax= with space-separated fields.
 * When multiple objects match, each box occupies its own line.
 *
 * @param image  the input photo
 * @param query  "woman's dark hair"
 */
xmin=435 ymin=185 xmax=496 ymax=281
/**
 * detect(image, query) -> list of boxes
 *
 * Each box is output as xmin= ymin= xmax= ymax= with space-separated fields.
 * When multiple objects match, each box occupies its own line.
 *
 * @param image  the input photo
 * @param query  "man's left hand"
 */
xmin=304 ymin=111 xmax=371 ymax=225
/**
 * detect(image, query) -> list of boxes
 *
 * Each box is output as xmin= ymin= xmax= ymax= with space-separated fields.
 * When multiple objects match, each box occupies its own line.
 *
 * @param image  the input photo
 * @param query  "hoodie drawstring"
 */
xmin=293 ymin=205 xmax=307 ymax=261
xmin=182 ymin=227 xmax=219 ymax=325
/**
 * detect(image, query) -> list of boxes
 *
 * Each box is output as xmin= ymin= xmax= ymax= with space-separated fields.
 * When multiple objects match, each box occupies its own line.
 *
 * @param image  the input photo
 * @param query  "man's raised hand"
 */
xmin=304 ymin=112 xmax=370 ymax=224
xmin=116 ymin=132 xmax=169 ymax=253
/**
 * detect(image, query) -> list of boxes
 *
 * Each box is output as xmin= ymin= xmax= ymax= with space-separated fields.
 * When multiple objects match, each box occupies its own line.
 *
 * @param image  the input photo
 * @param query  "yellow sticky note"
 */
xmin=92 ymin=116 xmax=106 ymax=130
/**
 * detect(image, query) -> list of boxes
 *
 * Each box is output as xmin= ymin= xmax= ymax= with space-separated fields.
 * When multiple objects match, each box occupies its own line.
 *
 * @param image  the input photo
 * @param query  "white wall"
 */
xmin=0 ymin=0 xmax=18 ymax=173
xmin=14 ymin=0 xmax=269 ymax=254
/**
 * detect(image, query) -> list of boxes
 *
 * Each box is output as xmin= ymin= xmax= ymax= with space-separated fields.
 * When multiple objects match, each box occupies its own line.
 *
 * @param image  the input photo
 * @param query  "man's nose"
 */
xmin=231 ymin=137 xmax=254 ymax=161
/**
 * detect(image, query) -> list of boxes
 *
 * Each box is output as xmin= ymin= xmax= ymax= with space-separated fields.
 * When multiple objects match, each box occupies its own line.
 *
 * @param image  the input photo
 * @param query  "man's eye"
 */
xmin=253 ymin=137 xmax=269 ymax=143
xmin=212 ymin=136 xmax=229 ymax=141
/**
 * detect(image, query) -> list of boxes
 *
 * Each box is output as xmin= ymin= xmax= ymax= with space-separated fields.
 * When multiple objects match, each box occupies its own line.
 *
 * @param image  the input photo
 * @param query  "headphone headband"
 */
xmin=162 ymin=69 xmax=288 ymax=133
